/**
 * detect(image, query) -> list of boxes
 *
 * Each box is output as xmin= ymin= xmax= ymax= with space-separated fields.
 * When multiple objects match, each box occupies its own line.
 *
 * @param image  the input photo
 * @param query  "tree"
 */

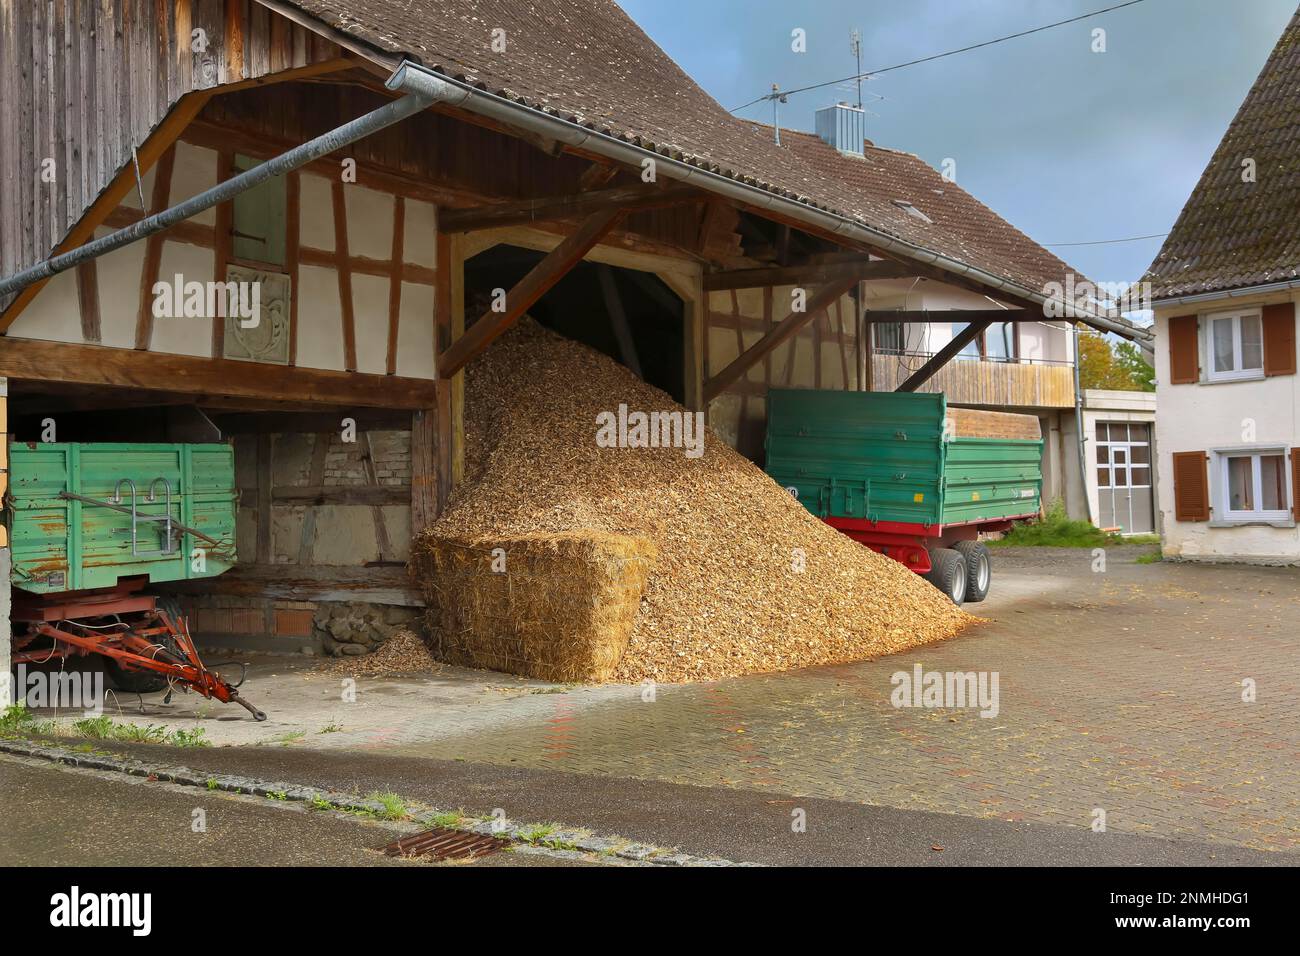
xmin=1078 ymin=331 xmax=1152 ymax=391
xmin=1114 ymin=340 xmax=1155 ymax=391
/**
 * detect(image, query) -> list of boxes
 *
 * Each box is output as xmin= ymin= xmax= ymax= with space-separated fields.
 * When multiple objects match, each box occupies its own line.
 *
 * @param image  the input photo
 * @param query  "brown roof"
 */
xmin=283 ymin=0 xmax=1088 ymax=297
xmin=1145 ymin=9 xmax=1300 ymax=300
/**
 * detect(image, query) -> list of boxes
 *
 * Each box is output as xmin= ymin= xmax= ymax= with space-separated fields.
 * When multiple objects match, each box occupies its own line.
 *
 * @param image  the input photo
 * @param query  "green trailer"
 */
xmin=6 ymin=441 xmax=263 ymax=719
xmin=765 ymin=389 xmax=1044 ymax=604
xmin=8 ymin=442 xmax=237 ymax=594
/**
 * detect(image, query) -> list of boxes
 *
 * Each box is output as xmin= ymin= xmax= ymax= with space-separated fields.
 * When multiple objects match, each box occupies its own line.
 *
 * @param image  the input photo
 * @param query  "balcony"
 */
xmin=869 ymin=352 xmax=1076 ymax=409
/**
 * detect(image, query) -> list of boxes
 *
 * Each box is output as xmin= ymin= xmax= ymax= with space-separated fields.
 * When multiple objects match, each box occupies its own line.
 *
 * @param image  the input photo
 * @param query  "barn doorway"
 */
xmin=463 ymin=244 xmax=686 ymax=403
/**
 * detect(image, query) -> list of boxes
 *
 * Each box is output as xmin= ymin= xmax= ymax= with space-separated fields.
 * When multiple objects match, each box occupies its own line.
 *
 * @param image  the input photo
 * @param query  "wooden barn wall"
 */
xmin=706 ymin=285 xmax=860 ymax=464
xmin=0 ymin=0 xmax=345 ymax=310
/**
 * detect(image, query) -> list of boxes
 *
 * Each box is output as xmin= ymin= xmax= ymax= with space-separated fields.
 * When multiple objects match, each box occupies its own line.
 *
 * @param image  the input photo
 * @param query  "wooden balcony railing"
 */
xmin=870 ymin=353 xmax=1076 ymax=408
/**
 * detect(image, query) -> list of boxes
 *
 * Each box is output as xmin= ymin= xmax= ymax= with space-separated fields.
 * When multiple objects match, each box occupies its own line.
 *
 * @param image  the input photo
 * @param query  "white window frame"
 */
xmin=1204 ymin=309 xmax=1264 ymax=382
xmin=1214 ymin=448 xmax=1291 ymax=522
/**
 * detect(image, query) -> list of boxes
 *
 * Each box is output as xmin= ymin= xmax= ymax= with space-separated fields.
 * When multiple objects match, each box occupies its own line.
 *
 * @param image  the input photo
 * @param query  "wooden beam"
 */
xmin=704 ymin=258 xmax=913 ymax=291
xmin=438 ymin=208 xmax=625 ymax=378
xmin=359 ymin=431 xmax=394 ymax=561
xmin=250 ymin=485 xmax=412 ymax=506
xmin=134 ymin=145 xmax=177 ymax=350
xmin=0 ymin=338 xmax=443 ymax=409
xmin=75 ymin=260 xmax=101 ymax=344
xmin=256 ymin=434 xmax=273 ymax=564
xmin=578 ymin=161 xmax=620 ymax=191
xmin=297 ymin=433 xmax=331 ymax=565
xmin=897 ymin=320 xmax=993 ymax=392
xmin=597 ymin=264 xmax=642 ymax=378
xmin=410 ymin=407 xmax=438 ymax=532
xmin=863 ymin=309 xmax=1033 ymax=323
xmin=286 ymin=171 xmax=302 ymax=365
xmin=212 ymin=148 xmax=234 ymax=357
xmin=438 ymin=184 xmax=695 ymax=233
xmin=331 ymin=181 xmax=358 ymax=370
xmin=386 ymin=197 xmax=405 ymax=375
xmin=704 ymin=276 xmax=859 ymax=402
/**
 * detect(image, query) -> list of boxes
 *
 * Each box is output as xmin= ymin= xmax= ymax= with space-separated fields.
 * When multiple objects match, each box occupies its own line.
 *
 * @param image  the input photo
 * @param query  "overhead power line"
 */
xmin=1044 ymin=232 xmax=1168 ymax=247
xmin=729 ymin=0 xmax=1148 ymax=113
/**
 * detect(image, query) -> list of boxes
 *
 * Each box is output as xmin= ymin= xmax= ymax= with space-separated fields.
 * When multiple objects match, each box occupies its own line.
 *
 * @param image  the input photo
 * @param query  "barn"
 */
xmin=0 ymin=0 xmax=1148 ymax=688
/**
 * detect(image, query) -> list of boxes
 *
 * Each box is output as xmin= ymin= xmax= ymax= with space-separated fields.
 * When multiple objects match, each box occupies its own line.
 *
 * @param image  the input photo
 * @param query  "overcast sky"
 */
xmin=617 ymin=0 xmax=1296 ymax=302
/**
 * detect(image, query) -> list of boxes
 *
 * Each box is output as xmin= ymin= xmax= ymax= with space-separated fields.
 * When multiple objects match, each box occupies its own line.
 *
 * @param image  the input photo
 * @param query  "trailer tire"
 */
xmin=953 ymin=541 xmax=991 ymax=603
xmin=104 ymin=608 xmax=182 ymax=695
xmin=926 ymin=548 xmax=968 ymax=606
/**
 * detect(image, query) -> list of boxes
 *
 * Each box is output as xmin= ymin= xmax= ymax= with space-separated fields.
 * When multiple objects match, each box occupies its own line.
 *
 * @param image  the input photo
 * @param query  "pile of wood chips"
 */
xmin=321 ymin=630 xmax=440 ymax=677
xmin=420 ymin=319 xmax=974 ymax=683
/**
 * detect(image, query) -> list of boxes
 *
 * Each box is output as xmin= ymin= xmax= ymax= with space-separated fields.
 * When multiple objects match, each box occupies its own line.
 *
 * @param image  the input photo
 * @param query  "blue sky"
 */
xmin=617 ymin=0 xmax=1295 ymax=297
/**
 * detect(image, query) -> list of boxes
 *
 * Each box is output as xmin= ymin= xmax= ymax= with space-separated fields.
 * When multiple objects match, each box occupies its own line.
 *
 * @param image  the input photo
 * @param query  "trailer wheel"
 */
xmin=926 ymin=548 xmax=968 ymax=606
xmin=104 ymin=610 xmax=182 ymax=695
xmin=953 ymin=541 xmax=991 ymax=603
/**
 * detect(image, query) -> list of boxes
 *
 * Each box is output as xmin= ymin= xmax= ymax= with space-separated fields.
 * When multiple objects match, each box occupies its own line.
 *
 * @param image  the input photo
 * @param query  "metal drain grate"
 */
xmin=381 ymin=829 xmax=510 ymax=862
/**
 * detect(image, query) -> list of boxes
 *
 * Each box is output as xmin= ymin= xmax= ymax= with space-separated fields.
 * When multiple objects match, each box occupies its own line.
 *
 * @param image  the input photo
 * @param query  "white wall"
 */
xmin=7 ymin=143 xmax=440 ymax=381
xmin=1154 ymin=294 xmax=1300 ymax=563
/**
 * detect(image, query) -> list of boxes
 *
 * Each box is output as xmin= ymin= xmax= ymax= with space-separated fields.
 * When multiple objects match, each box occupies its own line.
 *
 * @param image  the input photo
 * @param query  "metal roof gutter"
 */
xmin=0 ymin=70 xmax=452 ymax=300
xmin=387 ymin=61 xmax=1151 ymax=344
xmin=1153 ymin=278 xmax=1300 ymax=308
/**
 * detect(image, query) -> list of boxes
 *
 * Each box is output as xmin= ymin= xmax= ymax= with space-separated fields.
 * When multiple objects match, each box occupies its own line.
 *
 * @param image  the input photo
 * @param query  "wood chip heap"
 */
xmin=412 ymin=319 xmax=973 ymax=683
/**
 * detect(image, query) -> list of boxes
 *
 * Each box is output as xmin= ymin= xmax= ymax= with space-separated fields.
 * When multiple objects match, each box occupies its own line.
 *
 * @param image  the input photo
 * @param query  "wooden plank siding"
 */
xmin=0 ymin=0 xmax=348 ymax=317
xmin=868 ymin=354 xmax=1075 ymax=408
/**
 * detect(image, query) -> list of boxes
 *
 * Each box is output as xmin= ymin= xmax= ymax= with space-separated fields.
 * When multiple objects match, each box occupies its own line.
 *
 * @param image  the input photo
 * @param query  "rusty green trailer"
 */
xmin=7 ymin=442 xmax=237 ymax=594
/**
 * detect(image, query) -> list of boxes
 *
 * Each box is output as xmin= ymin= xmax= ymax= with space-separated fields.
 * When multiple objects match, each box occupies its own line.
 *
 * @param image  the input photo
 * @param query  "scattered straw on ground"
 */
xmin=415 ymin=319 xmax=974 ymax=683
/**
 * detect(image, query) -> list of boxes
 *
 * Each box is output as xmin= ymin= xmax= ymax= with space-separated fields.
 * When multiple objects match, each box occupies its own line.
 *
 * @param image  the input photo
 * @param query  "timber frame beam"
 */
xmin=863 ymin=309 xmax=1041 ymax=323
xmin=896 ymin=320 xmax=994 ymax=392
xmin=438 ymin=183 xmax=699 ymax=233
xmin=704 ymin=274 xmax=861 ymax=402
xmin=704 ymin=257 xmax=915 ymax=292
xmin=0 ymin=337 xmax=444 ymax=410
xmin=438 ymin=207 xmax=626 ymax=378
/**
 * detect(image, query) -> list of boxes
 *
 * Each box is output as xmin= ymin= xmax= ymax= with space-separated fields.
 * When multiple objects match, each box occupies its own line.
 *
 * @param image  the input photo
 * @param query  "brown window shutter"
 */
xmin=1172 ymin=451 xmax=1210 ymax=521
xmin=1292 ymin=449 xmax=1300 ymax=521
xmin=1262 ymin=303 xmax=1296 ymax=376
xmin=1168 ymin=314 xmax=1199 ymax=383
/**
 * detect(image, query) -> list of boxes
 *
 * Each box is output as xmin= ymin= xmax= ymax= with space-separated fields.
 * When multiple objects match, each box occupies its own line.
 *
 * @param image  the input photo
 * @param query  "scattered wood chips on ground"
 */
xmin=415 ymin=319 xmax=974 ymax=683
xmin=320 ymin=630 xmax=440 ymax=676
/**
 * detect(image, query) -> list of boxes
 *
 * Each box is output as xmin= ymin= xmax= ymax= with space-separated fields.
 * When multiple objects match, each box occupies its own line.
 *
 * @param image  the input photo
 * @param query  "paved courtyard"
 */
xmin=40 ymin=546 xmax=1300 ymax=853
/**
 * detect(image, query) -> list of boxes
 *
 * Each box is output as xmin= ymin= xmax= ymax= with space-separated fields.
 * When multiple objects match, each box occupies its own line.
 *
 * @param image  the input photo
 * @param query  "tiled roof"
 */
xmin=1145 ymin=9 xmax=1300 ymax=300
xmin=283 ymin=0 xmax=1088 ymax=298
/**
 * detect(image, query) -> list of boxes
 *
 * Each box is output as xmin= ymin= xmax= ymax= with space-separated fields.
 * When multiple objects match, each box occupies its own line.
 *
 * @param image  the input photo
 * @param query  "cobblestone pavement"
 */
xmin=377 ymin=548 xmax=1300 ymax=852
xmin=40 ymin=547 xmax=1299 ymax=853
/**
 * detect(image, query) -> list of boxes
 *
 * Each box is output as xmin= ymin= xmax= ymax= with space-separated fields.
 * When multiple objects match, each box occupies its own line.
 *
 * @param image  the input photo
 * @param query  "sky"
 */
xmin=616 ymin=0 xmax=1296 ymax=308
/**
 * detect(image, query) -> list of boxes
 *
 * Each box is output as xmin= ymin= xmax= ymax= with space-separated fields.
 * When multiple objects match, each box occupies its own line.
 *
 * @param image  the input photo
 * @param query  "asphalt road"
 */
xmin=85 ymin=741 xmax=1297 ymax=867
xmin=0 ymin=755 xmax=592 ymax=867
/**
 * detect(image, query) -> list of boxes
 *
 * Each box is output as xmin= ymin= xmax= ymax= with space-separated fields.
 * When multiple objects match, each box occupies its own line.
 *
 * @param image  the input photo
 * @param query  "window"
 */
xmin=875 ymin=322 xmax=905 ymax=353
xmin=985 ymin=322 xmax=1016 ymax=361
xmin=1217 ymin=450 xmax=1290 ymax=521
xmin=1206 ymin=310 xmax=1264 ymax=381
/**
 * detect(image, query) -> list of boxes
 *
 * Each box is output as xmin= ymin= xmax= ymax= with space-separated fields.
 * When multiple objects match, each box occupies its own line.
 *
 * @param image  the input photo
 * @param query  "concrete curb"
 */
xmin=0 ymin=736 xmax=753 ymax=866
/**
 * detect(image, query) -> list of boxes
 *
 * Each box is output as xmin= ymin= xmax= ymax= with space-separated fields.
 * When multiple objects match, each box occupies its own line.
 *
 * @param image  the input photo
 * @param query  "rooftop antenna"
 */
xmin=770 ymin=84 xmax=788 ymax=145
xmin=849 ymin=29 xmax=863 ymax=109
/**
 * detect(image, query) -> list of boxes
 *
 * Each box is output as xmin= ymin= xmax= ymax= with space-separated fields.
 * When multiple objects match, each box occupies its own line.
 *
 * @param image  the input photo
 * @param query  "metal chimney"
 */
xmin=815 ymin=102 xmax=867 ymax=158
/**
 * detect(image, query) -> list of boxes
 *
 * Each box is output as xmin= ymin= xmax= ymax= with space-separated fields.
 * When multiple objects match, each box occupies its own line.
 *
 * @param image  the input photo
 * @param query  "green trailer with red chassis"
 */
xmin=765 ymin=389 xmax=1044 ymax=605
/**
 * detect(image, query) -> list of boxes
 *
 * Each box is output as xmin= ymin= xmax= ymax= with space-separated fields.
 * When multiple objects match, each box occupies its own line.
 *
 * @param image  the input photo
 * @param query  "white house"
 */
xmin=1144 ymin=10 xmax=1300 ymax=564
